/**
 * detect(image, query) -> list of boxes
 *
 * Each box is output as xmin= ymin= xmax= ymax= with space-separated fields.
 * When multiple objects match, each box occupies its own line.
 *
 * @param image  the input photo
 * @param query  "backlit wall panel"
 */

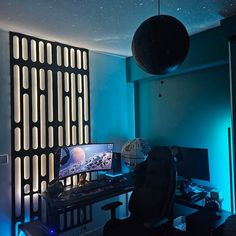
xmin=10 ymin=32 xmax=90 ymax=234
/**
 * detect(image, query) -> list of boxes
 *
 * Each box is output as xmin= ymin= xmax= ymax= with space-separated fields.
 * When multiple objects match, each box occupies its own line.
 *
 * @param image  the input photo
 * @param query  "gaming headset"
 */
xmin=204 ymin=196 xmax=221 ymax=215
xmin=47 ymin=178 xmax=64 ymax=197
xmin=60 ymin=147 xmax=70 ymax=165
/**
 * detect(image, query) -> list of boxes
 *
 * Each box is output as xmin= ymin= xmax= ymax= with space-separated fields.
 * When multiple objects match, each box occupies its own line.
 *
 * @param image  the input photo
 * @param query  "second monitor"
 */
xmin=175 ymin=146 xmax=210 ymax=181
xmin=59 ymin=143 xmax=113 ymax=179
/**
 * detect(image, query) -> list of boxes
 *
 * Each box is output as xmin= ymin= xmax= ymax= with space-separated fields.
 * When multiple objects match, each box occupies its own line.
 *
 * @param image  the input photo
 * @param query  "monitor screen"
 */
xmin=59 ymin=143 xmax=113 ymax=179
xmin=175 ymin=147 xmax=210 ymax=181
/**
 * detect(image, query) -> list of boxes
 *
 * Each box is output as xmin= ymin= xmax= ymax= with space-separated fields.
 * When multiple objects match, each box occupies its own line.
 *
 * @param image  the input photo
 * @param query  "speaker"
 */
xmin=204 ymin=195 xmax=222 ymax=217
xmin=108 ymin=152 xmax=122 ymax=175
xmin=47 ymin=179 xmax=64 ymax=198
xmin=205 ymin=199 xmax=221 ymax=212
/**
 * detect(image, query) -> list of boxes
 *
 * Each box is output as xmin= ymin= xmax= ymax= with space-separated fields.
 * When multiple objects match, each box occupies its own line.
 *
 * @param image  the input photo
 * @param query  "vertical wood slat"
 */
xmin=10 ymin=32 xmax=90 ymax=235
xmin=62 ymin=72 xmax=66 ymax=146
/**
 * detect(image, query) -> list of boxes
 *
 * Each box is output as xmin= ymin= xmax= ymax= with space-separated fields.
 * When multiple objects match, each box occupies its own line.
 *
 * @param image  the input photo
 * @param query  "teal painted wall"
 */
xmin=136 ymin=65 xmax=231 ymax=210
xmin=90 ymin=51 xmax=135 ymax=152
xmin=129 ymin=27 xmax=232 ymax=211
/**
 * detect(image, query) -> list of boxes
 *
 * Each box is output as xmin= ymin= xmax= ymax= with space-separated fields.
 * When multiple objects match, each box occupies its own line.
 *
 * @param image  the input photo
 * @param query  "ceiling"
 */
xmin=0 ymin=0 xmax=236 ymax=57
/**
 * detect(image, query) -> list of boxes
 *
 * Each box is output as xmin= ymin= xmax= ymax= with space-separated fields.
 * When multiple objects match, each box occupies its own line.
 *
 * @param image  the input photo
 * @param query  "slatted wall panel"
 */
xmin=10 ymin=32 xmax=91 ymax=235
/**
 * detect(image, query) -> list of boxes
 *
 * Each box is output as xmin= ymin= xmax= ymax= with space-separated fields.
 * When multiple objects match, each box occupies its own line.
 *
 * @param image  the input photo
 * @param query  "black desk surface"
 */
xmin=42 ymin=172 xmax=218 ymax=212
xmin=175 ymin=195 xmax=206 ymax=210
xmin=187 ymin=210 xmax=232 ymax=230
xmin=19 ymin=220 xmax=53 ymax=236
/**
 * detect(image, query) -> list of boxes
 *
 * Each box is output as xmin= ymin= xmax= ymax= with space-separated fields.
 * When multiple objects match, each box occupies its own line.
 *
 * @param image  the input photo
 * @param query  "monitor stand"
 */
xmin=105 ymin=172 xmax=123 ymax=178
xmin=96 ymin=171 xmax=125 ymax=183
xmin=105 ymin=173 xmax=129 ymax=184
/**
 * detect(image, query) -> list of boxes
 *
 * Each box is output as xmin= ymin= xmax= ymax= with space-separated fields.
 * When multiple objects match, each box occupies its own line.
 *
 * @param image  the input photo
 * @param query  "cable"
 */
xmin=157 ymin=0 xmax=160 ymax=15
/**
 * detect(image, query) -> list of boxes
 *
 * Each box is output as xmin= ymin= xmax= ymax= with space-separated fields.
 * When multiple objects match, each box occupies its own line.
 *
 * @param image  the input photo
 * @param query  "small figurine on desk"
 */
xmin=79 ymin=172 xmax=89 ymax=186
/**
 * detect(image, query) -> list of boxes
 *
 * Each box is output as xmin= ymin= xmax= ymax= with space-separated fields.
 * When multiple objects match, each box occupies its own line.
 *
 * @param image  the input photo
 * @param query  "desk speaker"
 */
xmin=47 ymin=179 xmax=64 ymax=197
xmin=108 ymin=152 xmax=122 ymax=175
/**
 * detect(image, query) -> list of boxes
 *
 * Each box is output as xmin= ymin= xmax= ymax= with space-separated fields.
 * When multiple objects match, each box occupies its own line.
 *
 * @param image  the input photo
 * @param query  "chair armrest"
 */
xmin=101 ymin=201 xmax=123 ymax=220
xmin=144 ymin=217 xmax=169 ymax=229
xmin=101 ymin=201 xmax=123 ymax=211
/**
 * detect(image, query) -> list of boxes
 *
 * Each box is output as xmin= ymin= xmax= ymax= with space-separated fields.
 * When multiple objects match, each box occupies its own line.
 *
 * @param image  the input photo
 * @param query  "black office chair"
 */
xmin=102 ymin=146 xmax=177 ymax=236
xmin=223 ymin=215 xmax=236 ymax=236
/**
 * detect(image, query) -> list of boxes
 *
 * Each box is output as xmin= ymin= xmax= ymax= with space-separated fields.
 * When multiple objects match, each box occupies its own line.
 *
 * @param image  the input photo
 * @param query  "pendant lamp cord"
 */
xmin=157 ymin=0 xmax=160 ymax=15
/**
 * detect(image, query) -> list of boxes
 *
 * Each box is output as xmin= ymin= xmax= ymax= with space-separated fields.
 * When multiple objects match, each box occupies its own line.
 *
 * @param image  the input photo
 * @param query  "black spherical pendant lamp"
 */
xmin=132 ymin=13 xmax=189 ymax=75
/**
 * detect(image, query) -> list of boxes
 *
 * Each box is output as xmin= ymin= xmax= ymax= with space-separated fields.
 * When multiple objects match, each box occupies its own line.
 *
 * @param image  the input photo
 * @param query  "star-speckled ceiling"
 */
xmin=0 ymin=0 xmax=236 ymax=56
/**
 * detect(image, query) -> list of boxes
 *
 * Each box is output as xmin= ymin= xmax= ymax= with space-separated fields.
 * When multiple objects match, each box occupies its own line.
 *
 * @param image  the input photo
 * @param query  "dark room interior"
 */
xmin=1 ymin=0 xmax=236 ymax=235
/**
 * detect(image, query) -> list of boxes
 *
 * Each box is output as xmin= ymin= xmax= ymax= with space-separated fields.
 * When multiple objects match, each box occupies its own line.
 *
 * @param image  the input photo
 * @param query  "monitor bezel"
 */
xmin=57 ymin=143 xmax=114 ymax=180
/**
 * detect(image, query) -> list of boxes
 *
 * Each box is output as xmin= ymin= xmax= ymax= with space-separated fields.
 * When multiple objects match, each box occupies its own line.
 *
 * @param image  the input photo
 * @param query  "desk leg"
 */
xmin=46 ymin=202 xmax=52 ymax=226
xmin=46 ymin=203 xmax=58 ymax=231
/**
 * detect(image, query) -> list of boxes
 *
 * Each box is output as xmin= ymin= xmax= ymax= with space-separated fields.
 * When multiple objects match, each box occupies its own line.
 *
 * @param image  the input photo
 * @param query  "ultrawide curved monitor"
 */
xmin=59 ymin=143 xmax=113 ymax=179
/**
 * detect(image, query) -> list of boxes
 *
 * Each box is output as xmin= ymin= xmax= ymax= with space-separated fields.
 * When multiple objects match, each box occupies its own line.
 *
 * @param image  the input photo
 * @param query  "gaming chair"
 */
xmin=102 ymin=145 xmax=177 ymax=236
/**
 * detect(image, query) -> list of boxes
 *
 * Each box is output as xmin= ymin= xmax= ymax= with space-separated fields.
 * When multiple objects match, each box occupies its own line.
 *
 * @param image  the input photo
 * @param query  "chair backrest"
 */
xmin=128 ymin=146 xmax=177 ymax=222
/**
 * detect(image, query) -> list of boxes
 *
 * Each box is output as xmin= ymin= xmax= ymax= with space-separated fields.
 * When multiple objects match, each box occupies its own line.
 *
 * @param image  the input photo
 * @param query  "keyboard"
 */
xmin=71 ymin=179 xmax=110 ymax=193
xmin=175 ymin=182 xmax=210 ymax=202
xmin=189 ymin=182 xmax=214 ymax=192
xmin=53 ymin=177 xmax=130 ymax=206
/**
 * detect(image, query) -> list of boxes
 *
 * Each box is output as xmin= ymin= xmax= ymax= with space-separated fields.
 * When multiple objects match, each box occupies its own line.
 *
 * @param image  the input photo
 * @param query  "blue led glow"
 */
xmin=50 ymin=229 xmax=55 ymax=234
xmin=19 ymin=230 xmax=27 ymax=236
xmin=105 ymin=173 xmax=123 ymax=177
xmin=0 ymin=216 xmax=11 ymax=236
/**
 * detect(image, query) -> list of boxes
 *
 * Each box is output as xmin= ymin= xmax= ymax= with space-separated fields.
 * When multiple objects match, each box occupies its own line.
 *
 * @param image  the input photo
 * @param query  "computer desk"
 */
xmin=173 ymin=190 xmax=232 ymax=236
xmin=40 ymin=172 xmax=134 ymax=233
xmin=42 ymin=173 xmax=134 ymax=208
xmin=19 ymin=173 xmax=134 ymax=235
xmin=20 ymin=173 xmax=231 ymax=236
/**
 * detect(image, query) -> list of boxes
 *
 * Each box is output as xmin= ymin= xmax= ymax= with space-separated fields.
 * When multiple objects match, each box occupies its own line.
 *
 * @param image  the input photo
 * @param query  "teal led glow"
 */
xmin=24 ymin=214 xmax=30 ymax=223
xmin=0 ymin=217 xmax=11 ymax=236
xmin=205 ymin=111 xmax=232 ymax=211
xmin=19 ymin=230 xmax=27 ymax=236
xmin=98 ymin=171 xmax=107 ymax=175
xmin=15 ymin=222 xmax=22 ymax=236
